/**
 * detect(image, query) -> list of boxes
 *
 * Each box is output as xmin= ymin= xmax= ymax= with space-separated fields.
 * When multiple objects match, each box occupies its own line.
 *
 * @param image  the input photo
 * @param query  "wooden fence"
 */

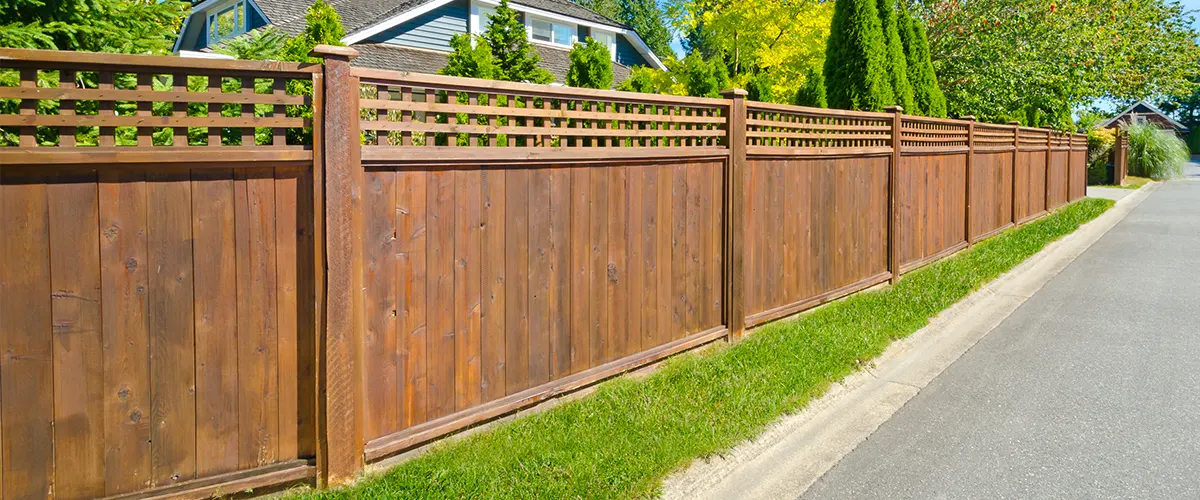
xmin=0 ymin=46 xmax=1088 ymax=498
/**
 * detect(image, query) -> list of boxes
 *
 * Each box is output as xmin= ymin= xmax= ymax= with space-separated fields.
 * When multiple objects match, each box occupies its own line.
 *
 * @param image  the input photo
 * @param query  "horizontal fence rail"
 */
xmin=0 ymin=47 xmax=1090 ymax=497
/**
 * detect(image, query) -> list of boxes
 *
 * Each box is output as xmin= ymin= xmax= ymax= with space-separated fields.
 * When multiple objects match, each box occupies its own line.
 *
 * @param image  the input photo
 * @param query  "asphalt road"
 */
xmin=802 ymin=176 xmax=1200 ymax=499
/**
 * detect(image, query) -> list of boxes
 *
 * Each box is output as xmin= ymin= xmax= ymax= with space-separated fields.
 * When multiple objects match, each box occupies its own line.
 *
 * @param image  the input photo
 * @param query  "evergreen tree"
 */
xmin=617 ymin=66 xmax=664 ymax=93
xmin=745 ymin=72 xmax=773 ymax=102
xmin=617 ymin=0 xmax=674 ymax=60
xmin=0 ymin=0 xmax=188 ymax=53
xmin=793 ymin=69 xmax=827 ymax=108
xmin=896 ymin=1 xmax=946 ymax=117
xmin=823 ymin=0 xmax=894 ymax=111
xmin=680 ymin=52 xmax=728 ymax=98
xmin=485 ymin=0 xmax=553 ymax=83
xmin=280 ymin=0 xmax=346 ymax=63
xmin=877 ymin=0 xmax=913 ymax=111
xmin=566 ymin=37 xmax=615 ymax=89
xmin=441 ymin=33 xmax=496 ymax=79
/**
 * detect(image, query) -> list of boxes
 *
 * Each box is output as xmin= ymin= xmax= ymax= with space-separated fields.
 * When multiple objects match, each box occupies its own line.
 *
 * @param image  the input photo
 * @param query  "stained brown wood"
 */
xmin=426 ymin=170 xmax=456 ymax=419
xmin=47 ymin=170 xmax=106 ymax=499
xmin=98 ymin=170 xmax=153 ymax=494
xmin=454 ymin=169 xmax=483 ymax=410
xmin=1 ymin=170 xmax=55 ymax=499
xmin=480 ymin=169 xmax=507 ymax=398
xmin=191 ymin=169 xmax=240 ymax=477
xmin=398 ymin=170 xmax=428 ymax=428
xmin=364 ymin=168 xmax=398 ymax=440
xmin=146 ymin=170 xmax=197 ymax=487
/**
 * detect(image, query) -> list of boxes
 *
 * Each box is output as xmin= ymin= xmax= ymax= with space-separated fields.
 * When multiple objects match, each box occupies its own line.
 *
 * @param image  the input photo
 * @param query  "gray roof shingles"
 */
xmin=353 ymin=43 xmax=631 ymax=86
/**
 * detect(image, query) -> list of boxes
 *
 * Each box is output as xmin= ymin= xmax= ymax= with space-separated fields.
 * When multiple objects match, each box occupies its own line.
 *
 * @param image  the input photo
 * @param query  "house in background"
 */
xmin=173 ymin=0 xmax=666 ymax=85
xmin=1102 ymin=100 xmax=1190 ymax=138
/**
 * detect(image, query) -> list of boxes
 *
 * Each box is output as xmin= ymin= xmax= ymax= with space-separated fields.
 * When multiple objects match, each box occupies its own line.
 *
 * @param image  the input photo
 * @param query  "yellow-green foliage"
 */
xmin=1086 ymin=127 xmax=1117 ymax=184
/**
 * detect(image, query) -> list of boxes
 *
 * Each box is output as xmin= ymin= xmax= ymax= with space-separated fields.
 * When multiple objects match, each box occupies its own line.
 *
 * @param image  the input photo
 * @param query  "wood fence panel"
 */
xmin=1048 ymin=149 xmax=1070 ymax=210
xmin=1015 ymin=149 xmax=1048 ymax=222
xmin=898 ymin=153 xmax=968 ymax=271
xmin=1069 ymin=137 xmax=1088 ymax=201
xmin=743 ymin=156 xmax=890 ymax=327
xmin=358 ymin=159 xmax=726 ymax=456
xmin=969 ymin=151 xmax=1015 ymax=241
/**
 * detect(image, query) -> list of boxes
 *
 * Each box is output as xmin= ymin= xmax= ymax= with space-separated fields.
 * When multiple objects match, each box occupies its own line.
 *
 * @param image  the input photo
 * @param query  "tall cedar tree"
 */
xmin=617 ymin=0 xmax=673 ymax=60
xmin=793 ymin=69 xmax=828 ymax=108
xmin=0 ymin=0 xmax=188 ymax=53
xmin=824 ymin=0 xmax=893 ymax=111
xmin=896 ymin=1 xmax=946 ymax=117
xmin=442 ymin=33 xmax=496 ymax=79
xmin=485 ymin=0 xmax=553 ymax=83
xmin=566 ymin=37 xmax=615 ymax=89
xmin=877 ymin=0 xmax=914 ymax=111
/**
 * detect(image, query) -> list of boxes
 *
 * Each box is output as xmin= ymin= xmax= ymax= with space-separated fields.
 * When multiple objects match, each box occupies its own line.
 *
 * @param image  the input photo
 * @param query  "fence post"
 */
xmin=1008 ymin=121 xmax=1020 ymax=225
xmin=886 ymin=105 xmax=904 ymax=284
xmin=1044 ymin=128 xmax=1053 ymax=213
xmin=720 ymin=88 xmax=747 ymax=340
xmin=964 ymin=115 xmax=976 ymax=245
xmin=310 ymin=44 xmax=365 ymax=487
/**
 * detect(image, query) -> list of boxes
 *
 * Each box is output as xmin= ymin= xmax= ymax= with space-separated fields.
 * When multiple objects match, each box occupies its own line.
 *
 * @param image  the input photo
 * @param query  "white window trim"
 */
xmin=526 ymin=14 xmax=576 ymax=48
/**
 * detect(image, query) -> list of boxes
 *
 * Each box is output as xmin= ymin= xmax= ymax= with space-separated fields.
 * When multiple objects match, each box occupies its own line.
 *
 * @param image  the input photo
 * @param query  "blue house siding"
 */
xmin=365 ymin=0 xmax=468 ymax=52
xmin=615 ymin=37 xmax=649 ymax=67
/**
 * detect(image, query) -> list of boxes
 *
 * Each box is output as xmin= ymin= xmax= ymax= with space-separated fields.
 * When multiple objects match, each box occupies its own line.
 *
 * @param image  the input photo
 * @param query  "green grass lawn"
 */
xmin=299 ymin=197 xmax=1114 ymax=500
xmin=1097 ymin=175 xmax=1150 ymax=190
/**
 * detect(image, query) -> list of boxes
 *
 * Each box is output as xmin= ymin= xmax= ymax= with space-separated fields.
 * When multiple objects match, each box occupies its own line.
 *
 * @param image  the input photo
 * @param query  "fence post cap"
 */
xmin=310 ymin=44 xmax=359 ymax=61
xmin=884 ymin=105 xmax=904 ymax=113
xmin=962 ymin=115 xmax=977 ymax=121
xmin=1007 ymin=120 xmax=1021 ymax=126
xmin=720 ymin=88 xmax=748 ymax=98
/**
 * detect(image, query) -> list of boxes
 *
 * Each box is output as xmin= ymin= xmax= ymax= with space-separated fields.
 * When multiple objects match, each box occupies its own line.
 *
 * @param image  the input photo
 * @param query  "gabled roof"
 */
xmin=1101 ymin=100 xmax=1189 ymax=131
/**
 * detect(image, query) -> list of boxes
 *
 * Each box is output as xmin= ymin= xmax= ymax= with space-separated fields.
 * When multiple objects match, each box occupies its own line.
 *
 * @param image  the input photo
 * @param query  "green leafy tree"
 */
xmin=823 ymin=0 xmax=893 ymax=111
xmin=0 ymin=0 xmax=188 ymax=53
xmin=567 ymin=37 xmax=615 ymax=89
xmin=793 ymin=68 xmax=827 ymax=107
xmin=485 ymin=0 xmax=553 ymax=83
xmin=672 ymin=0 xmax=834 ymax=101
xmin=919 ymin=0 xmax=1199 ymax=122
xmin=441 ymin=33 xmax=496 ymax=79
xmin=877 ymin=0 xmax=913 ymax=111
xmin=896 ymin=1 xmax=945 ymax=117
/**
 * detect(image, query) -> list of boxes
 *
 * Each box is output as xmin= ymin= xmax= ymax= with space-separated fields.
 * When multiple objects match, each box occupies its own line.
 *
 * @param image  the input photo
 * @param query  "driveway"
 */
xmin=801 ymin=176 xmax=1200 ymax=498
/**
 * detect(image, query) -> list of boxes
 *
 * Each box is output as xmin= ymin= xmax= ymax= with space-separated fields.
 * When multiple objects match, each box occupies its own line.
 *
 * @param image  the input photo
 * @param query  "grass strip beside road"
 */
xmin=303 ymin=197 xmax=1114 ymax=500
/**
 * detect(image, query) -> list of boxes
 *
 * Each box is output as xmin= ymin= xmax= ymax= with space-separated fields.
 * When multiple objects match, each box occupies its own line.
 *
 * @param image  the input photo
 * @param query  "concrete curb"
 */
xmin=660 ymin=185 xmax=1159 ymax=500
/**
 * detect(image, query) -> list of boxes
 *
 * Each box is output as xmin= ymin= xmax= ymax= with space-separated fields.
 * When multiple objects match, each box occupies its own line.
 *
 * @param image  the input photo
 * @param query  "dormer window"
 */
xmin=208 ymin=1 xmax=246 ymax=43
xmin=529 ymin=16 xmax=574 ymax=47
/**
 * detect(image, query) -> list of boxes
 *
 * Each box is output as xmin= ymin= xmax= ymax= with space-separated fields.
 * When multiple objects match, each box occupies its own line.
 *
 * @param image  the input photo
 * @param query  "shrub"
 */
xmin=824 ymin=0 xmax=894 ymax=111
xmin=793 ymin=69 xmax=827 ymax=108
xmin=442 ymin=34 xmax=496 ymax=79
xmin=745 ymin=72 xmax=773 ymax=102
xmin=566 ymin=37 xmax=614 ymax=89
xmin=1127 ymin=122 xmax=1189 ymax=180
xmin=1188 ymin=128 xmax=1200 ymax=154
xmin=1087 ymin=127 xmax=1116 ymax=184
xmin=618 ymin=66 xmax=660 ymax=93
xmin=680 ymin=52 xmax=729 ymax=98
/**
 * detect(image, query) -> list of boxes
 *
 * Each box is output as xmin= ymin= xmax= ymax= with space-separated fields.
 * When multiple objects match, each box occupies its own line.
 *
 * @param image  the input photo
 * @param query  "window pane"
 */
xmin=552 ymin=23 xmax=572 ymax=45
xmin=214 ymin=4 xmax=239 ymax=40
xmin=532 ymin=19 xmax=552 ymax=42
xmin=478 ymin=6 xmax=496 ymax=31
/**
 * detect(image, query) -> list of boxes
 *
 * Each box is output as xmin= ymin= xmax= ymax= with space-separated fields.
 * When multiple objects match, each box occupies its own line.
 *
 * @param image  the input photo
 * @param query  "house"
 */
xmin=173 ymin=0 xmax=667 ymax=85
xmin=1101 ymin=100 xmax=1190 ymax=138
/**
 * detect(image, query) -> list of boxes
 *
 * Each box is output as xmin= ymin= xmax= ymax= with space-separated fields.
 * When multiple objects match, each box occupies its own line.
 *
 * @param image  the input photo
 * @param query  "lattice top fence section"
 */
xmin=353 ymin=69 xmax=730 ymax=155
xmin=900 ymin=116 xmax=969 ymax=150
xmin=1017 ymin=127 xmax=1051 ymax=148
xmin=0 ymin=48 xmax=317 ymax=160
xmin=745 ymin=102 xmax=892 ymax=153
xmin=973 ymin=123 xmax=1017 ymax=150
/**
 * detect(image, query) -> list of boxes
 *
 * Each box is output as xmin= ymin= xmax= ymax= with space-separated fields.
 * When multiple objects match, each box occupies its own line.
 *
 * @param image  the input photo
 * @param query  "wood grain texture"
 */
xmin=47 ymin=170 xmax=105 ymax=499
